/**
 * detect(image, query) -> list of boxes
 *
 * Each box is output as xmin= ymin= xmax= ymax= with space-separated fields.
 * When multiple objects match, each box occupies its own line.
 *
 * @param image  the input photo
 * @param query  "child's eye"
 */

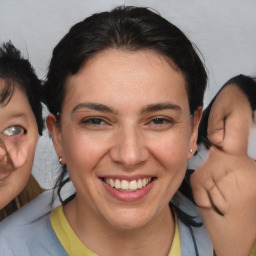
xmin=2 ymin=126 xmax=25 ymax=136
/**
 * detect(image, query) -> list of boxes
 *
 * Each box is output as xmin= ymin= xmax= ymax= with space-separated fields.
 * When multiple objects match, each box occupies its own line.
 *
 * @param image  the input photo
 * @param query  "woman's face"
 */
xmin=49 ymin=49 xmax=201 ymax=229
xmin=0 ymin=79 xmax=38 ymax=209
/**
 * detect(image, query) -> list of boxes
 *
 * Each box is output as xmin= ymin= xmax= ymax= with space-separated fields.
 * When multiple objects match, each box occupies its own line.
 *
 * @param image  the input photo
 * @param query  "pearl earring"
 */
xmin=58 ymin=156 xmax=63 ymax=165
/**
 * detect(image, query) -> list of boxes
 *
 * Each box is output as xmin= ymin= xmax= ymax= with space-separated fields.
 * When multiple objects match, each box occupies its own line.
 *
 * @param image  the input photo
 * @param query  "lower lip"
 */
xmin=101 ymin=179 xmax=154 ymax=202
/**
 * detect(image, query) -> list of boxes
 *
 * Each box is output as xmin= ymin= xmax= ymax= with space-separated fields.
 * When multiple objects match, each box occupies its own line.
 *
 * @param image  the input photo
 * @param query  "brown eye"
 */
xmin=151 ymin=118 xmax=172 ymax=125
xmin=82 ymin=117 xmax=105 ymax=125
xmin=148 ymin=117 xmax=174 ymax=125
xmin=145 ymin=116 xmax=175 ymax=130
xmin=80 ymin=117 xmax=112 ymax=130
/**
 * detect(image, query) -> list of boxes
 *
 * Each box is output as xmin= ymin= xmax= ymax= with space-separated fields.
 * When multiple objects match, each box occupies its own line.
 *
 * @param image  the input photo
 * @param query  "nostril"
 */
xmin=108 ymin=129 xmax=149 ymax=168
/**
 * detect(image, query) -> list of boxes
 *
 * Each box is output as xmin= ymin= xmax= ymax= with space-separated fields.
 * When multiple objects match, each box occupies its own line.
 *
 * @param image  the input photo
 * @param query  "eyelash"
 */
xmin=81 ymin=117 xmax=111 ymax=127
xmin=80 ymin=116 xmax=175 ymax=130
xmin=144 ymin=117 xmax=175 ymax=129
xmin=2 ymin=125 xmax=26 ymax=137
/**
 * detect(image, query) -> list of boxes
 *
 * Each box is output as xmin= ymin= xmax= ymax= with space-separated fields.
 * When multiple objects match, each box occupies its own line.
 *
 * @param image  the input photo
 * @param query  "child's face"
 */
xmin=49 ymin=49 xmax=201 ymax=229
xmin=0 ymin=79 xmax=38 ymax=209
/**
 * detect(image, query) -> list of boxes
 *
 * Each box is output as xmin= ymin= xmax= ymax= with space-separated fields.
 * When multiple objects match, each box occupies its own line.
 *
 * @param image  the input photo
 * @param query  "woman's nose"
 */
xmin=109 ymin=127 xmax=149 ymax=168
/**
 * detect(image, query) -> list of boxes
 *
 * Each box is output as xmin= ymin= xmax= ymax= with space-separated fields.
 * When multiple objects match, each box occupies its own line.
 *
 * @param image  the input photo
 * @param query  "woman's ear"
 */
xmin=188 ymin=107 xmax=203 ymax=159
xmin=46 ymin=114 xmax=65 ymax=163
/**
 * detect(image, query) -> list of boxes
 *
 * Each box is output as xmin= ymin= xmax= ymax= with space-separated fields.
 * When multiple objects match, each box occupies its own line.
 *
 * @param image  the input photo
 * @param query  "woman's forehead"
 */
xmin=64 ymin=49 xmax=188 ymax=108
xmin=62 ymin=51 xmax=190 ymax=116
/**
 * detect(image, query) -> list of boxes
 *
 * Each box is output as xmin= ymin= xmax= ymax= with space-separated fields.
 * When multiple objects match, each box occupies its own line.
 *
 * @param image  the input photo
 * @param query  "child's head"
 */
xmin=0 ymin=41 xmax=43 ymax=210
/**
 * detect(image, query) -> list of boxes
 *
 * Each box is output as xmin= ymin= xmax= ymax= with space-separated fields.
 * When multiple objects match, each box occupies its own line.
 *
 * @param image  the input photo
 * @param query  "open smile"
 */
xmin=103 ymin=177 xmax=153 ymax=192
xmin=100 ymin=177 xmax=156 ymax=202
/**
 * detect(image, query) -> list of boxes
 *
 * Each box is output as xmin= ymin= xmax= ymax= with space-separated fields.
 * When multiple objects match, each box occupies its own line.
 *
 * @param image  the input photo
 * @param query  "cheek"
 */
xmin=0 ymin=163 xmax=32 ymax=209
xmin=151 ymin=130 xmax=191 ymax=163
xmin=61 ymin=130 xmax=109 ymax=176
xmin=15 ymin=139 xmax=38 ymax=187
xmin=13 ymin=166 xmax=31 ymax=189
xmin=150 ymin=131 xmax=190 ymax=185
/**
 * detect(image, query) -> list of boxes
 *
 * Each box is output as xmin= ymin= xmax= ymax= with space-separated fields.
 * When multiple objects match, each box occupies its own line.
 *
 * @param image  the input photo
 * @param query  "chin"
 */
xmin=103 ymin=208 xmax=154 ymax=231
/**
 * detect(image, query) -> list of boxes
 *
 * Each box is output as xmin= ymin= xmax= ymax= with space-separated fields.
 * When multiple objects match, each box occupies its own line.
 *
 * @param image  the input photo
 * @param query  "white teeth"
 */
xmin=129 ymin=180 xmax=137 ymax=190
xmin=104 ymin=178 xmax=152 ymax=191
xmin=115 ymin=179 xmax=121 ymax=189
xmin=109 ymin=179 xmax=115 ymax=187
xmin=121 ymin=180 xmax=129 ymax=190
xmin=137 ymin=179 xmax=143 ymax=189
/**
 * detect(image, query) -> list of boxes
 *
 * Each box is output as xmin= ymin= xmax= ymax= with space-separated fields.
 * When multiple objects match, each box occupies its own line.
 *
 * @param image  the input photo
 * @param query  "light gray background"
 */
xmin=1 ymin=0 xmax=256 ymax=189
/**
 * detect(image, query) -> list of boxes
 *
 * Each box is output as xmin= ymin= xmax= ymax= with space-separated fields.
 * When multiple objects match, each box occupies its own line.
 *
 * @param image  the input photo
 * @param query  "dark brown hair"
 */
xmin=0 ymin=41 xmax=43 ymax=219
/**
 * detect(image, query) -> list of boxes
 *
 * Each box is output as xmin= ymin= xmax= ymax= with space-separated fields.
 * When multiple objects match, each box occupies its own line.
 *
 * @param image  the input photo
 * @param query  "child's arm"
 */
xmin=191 ymin=82 xmax=256 ymax=256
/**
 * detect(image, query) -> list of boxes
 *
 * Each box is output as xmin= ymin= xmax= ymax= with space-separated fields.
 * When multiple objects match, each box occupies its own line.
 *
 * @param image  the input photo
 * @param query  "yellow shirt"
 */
xmin=249 ymin=240 xmax=256 ymax=256
xmin=51 ymin=205 xmax=181 ymax=256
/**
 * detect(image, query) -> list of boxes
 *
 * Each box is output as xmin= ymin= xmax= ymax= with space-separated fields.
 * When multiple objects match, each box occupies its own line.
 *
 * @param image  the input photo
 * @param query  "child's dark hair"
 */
xmin=0 ymin=41 xmax=43 ymax=135
xmin=0 ymin=41 xmax=44 ymax=220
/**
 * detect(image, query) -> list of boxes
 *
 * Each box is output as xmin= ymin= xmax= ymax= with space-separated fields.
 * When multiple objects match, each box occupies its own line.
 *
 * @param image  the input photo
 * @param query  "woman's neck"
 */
xmin=64 ymin=198 xmax=175 ymax=256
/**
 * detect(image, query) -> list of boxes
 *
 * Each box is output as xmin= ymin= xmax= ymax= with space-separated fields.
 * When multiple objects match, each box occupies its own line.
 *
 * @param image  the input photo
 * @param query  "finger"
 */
xmin=191 ymin=156 xmax=219 ymax=210
xmin=192 ymin=147 xmax=232 ymax=215
xmin=207 ymin=100 xmax=226 ymax=147
xmin=207 ymin=190 xmax=224 ymax=216
xmin=221 ymin=109 xmax=251 ymax=155
xmin=0 ymin=140 xmax=13 ymax=172
xmin=0 ymin=135 xmax=27 ymax=170
xmin=0 ymin=136 xmax=9 ymax=165
xmin=207 ymin=85 xmax=252 ymax=155
xmin=208 ymin=181 xmax=227 ymax=215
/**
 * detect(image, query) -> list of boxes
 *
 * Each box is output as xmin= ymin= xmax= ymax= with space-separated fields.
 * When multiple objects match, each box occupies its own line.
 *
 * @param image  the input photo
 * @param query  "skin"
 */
xmin=47 ymin=49 xmax=202 ymax=256
xmin=191 ymin=84 xmax=256 ymax=256
xmin=0 ymin=79 xmax=38 ymax=209
xmin=207 ymin=84 xmax=252 ymax=155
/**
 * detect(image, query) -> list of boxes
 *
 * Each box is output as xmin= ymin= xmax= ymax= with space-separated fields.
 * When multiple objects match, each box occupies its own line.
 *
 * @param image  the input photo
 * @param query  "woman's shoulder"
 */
xmin=0 ymin=190 xmax=67 ymax=256
xmin=172 ymin=191 xmax=214 ymax=256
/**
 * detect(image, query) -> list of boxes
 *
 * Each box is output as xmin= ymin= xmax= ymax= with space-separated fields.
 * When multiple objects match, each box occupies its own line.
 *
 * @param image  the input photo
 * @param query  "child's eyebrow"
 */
xmin=5 ymin=113 xmax=27 ymax=119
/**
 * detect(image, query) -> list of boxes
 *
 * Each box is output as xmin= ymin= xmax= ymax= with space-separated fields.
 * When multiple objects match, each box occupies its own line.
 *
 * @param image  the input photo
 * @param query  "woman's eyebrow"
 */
xmin=71 ymin=103 xmax=116 ymax=114
xmin=140 ymin=103 xmax=182 ymax=114
xmin=71 ymin=102 xmax=182 ymax=115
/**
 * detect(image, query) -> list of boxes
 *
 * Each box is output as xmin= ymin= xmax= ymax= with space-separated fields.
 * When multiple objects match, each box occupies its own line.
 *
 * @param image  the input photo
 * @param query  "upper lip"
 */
xmin=100 ymin=175 xmax=156 ymax=181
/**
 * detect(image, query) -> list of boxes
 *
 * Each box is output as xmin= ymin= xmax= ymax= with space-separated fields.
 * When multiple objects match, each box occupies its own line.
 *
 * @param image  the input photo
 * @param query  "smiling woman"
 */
xmin=0 ymin=6 xmax=211 ymax=256
xmin=0 ymin=42 xmax=43 ymax=220
xmin=49 ymin=49 xmax=199 ymax=231
xmin=43 ymin=6 xmax=209 ymax=255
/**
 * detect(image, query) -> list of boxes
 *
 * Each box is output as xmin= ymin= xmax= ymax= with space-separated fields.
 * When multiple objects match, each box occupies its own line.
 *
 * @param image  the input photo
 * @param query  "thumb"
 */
xmin=207 ymin=85 xmax=252 ymax=155
xmin=0 ymin=137 xmax=29 ymax=169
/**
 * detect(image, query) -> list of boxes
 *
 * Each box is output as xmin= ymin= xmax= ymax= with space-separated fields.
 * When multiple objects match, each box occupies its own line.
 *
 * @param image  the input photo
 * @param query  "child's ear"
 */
xmin=46 ymin=114 xmax=66 ymax=164
xmin=188 ymin=107 xmax=203 ymax=159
